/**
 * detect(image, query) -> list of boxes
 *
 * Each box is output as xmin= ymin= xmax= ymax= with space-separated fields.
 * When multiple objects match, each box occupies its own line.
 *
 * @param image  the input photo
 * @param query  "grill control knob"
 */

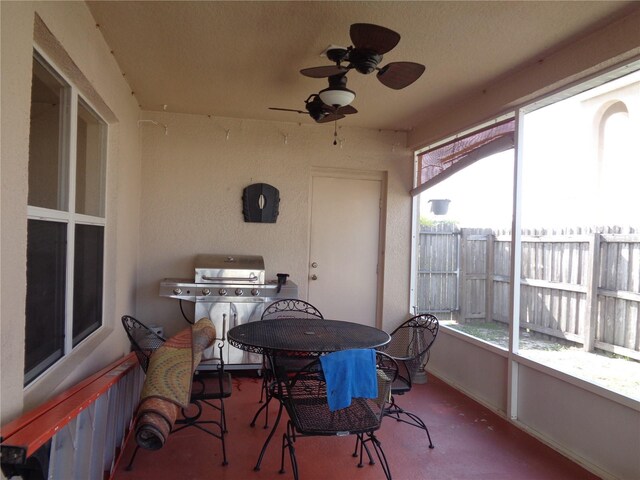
xmin=173 ymin=288 xmax=182 ymax=295
xmin=201 ymin=288 xmax=211 ymax=296
xmin=235 ymin=288 xmax=244 ymax=296
xmin=218 ymin=288 xmax=227 ymax=296
xmin=251 ymin=288 xmax=259 ymax=296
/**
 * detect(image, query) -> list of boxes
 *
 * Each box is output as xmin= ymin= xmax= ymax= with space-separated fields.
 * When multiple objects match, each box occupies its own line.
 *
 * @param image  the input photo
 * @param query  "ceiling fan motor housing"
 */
xmin=348 ymin=49 xmax=382 ymax=74
xmin=305 ymin=96 xmax=328 ymax=121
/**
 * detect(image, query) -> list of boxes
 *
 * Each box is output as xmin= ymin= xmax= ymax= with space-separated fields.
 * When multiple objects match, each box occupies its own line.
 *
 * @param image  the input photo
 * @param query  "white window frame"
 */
xmin=25 ymin=48 xmax=107 ymax=384
xmin=410 ymin=56 xmax=640 ymax=409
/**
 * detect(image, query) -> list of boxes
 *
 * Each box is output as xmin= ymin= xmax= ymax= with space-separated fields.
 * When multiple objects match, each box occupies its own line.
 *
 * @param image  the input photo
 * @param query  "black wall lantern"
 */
xmin=242 ymin=183 xmax=280 ymax=223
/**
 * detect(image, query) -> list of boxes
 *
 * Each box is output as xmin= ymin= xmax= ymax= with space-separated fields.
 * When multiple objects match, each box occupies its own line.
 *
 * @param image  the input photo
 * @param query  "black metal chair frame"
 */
xmin=251 ymin=299 xmax=323 ymax=430
xmin=382 ymin=313 xmax=439 ymax=449
xmin=121 ymin=315 xmax=232 ymax=469
xmin=278 ymin=351 xmax=398 ymax=480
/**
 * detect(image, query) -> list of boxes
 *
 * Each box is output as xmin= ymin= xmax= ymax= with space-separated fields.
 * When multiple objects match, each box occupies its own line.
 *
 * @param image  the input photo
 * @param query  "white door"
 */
xmin=308 ymin=172 xmax=383 ymax=326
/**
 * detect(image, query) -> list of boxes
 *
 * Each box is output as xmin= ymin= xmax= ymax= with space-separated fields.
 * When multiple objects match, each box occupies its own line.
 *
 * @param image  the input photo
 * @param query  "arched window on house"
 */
xmin=596 ymin=101 xmax=634 ymax=226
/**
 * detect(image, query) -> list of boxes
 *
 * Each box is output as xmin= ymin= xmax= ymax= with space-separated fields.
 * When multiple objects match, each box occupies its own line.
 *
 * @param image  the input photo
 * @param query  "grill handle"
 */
xmin=217 ymin=314 xmax=227 ymax=348
xmin=201 ymin=274 xmax=258 ymax=282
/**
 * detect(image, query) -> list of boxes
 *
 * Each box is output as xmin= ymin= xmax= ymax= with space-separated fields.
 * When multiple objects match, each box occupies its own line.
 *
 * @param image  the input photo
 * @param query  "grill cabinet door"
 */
xmin=229 ymin=302 xmax=263 ymax=365
xmin=195 ymin=300 xmax=263 ymax=367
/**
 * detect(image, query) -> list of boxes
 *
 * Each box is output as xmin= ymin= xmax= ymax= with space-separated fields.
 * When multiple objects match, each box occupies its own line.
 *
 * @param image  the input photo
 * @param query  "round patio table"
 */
xmin=227 ymin=317 xmax=390 ymax=357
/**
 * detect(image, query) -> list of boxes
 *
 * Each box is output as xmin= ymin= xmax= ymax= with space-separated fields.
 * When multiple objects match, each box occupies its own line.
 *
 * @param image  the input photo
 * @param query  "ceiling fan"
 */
xmin=300 ymin=23 xmax=426 ymax=91
xmin=269 ymin=92 xmax=357 ymax=123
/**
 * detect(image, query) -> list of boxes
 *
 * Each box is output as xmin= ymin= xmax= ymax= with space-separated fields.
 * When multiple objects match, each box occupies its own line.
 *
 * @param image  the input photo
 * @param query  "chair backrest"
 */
xmin=284 ymin=351 xmax=398 ymax=433
xmin=121 ymin=315 xmax=166 ymax=372
xmin=261 ymin=298 xmax=323 ymax=320
xmin=384 ymin=314 xmax=439 ymax=386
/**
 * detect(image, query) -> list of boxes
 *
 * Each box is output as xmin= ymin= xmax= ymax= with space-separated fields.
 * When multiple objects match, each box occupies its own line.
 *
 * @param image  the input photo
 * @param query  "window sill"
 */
xmin=439 ymin=324 xmax=640 ymax=411
xmin=23 ymin=325 xmax=114 ymax=411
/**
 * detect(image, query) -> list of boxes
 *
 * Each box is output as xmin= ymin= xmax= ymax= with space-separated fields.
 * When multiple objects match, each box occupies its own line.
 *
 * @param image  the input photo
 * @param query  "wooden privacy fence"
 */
xmin=414 ymin=222 xmax=460 ymax=314
xmin=416 ymin=225 xmax=640 ymax=360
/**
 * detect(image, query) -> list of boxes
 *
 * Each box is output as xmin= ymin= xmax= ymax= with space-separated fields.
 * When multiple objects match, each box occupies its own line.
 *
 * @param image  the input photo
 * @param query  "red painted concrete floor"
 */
xmin=112 ymin=373 xmax=600 ymax=480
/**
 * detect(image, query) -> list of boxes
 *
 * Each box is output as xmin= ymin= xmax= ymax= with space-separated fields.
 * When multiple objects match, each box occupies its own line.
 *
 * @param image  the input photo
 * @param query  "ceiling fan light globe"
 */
xmin=319 ymin=87 xmax=356 ymax=107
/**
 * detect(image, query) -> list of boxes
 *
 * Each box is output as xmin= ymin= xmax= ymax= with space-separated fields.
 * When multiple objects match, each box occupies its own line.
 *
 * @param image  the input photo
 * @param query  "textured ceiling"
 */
xmin=87 ymin=1 xmax=637 ymax=132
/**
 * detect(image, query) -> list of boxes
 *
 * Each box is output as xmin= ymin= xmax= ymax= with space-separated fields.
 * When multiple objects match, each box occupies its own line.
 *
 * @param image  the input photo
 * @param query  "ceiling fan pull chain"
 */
xmin=333 ymin=119 xmax=338 ymax=145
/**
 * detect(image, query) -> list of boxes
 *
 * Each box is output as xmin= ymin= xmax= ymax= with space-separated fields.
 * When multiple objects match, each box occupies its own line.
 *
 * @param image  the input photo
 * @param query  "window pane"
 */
xmin=520 ymin=70 xmax=640 ymax=400
xmin=72 ymin=224 xmax=104 ymax=346
xmin=413 ymin=150 xmax=514 ymax=350
xmin=25 ymin=220 xmax=66 ymax=384
xmin=28 ymin=56 xmax=68 ymax=211
xmin=75 ymin=100 xmax=106 ymax=217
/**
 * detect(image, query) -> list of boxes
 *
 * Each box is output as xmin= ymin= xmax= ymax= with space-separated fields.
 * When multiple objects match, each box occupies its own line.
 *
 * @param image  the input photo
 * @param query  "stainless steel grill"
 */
xmin=159 ymin=254 xmax=298 ymax=369
xmin=194 ymin=254 xmax=265 ymax=284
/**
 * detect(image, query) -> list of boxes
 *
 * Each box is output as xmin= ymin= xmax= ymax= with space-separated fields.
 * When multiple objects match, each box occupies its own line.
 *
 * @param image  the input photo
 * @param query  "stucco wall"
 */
xmin=135 ymin=111 xmax=412 ymax=338
xmin=0 ymin=1 xmax=142 ymax=421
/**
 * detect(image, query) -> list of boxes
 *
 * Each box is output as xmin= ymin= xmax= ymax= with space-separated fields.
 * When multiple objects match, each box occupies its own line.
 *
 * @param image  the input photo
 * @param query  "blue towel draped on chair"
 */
xmin=319 ymin=348 xmax=378 ymax=411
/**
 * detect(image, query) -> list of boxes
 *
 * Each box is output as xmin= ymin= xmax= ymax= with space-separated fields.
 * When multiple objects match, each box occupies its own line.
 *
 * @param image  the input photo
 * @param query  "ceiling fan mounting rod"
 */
xmin=327 ymin=73 xmax=349 ymax=88
xmin=326 ymin=47 xmax=349 ymax=64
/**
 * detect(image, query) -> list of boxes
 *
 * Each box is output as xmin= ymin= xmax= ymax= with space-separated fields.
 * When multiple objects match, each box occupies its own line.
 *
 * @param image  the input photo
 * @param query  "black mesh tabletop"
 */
xmin=228 ymin=318 xmax=390 ymax=356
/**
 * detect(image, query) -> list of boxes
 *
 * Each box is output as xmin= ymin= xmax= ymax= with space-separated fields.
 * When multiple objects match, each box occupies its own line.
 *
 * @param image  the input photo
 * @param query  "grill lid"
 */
xmin=195 ymin=254 xmax=265 ymax=284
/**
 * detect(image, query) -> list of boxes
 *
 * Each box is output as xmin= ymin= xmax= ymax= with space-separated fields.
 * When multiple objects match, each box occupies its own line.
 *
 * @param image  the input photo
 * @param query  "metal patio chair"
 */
xmin=251 ymin=299 xmax=323 ymax=428
xmin=279 ymin=351 xmax=398 ymax=480
xmin=121 ymin=315 xmax=232 ymax=468
xmin=382 ymin=313 xmax=439 ymax=449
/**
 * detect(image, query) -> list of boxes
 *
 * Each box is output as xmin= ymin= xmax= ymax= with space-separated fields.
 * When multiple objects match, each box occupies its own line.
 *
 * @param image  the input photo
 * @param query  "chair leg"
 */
xmin=385 ymin=397 xmax=435 ymax=449
xmin=352 ymin=436 xmax=360 ymax=459
xmin=173 ymin=397 xmax=229 ymax=466
xmin=125 ymin=445 xmax=140 ymax=471
xmin=279 ymin=422 xmax=298 ymax=480
xmin=212 ymin=396 xmax=230 ymax=465
xmin=366 ymin=432 xmax=392 ymax=480
xmin=353 ymin=434 xmax=375 ymax=467
xmin=279 ymin=432 xmax=288 ymax=474
xmin=178 ymin=420 xmax=228 ymax=465
xmin=208 ymin=397 xmax=228 ymax=434
xmin=220 ymin=423 xmax=228 ymax=466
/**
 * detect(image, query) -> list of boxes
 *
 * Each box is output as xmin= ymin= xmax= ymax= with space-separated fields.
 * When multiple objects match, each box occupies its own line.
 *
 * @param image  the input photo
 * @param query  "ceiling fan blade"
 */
xmin=336 ymin=105 xmax=357 ymax=115
xmin=377 ymin=62 xmax=426 ymax=89
xmin=350 ymin=23 xmax=400 ymax=55
xmin=269 ymin=107 xmax=306 ymax=114
xmin=300 ymin=65 xmax=348 ymax=78
xmin=317 ymin=113 xmax=345 ymax=124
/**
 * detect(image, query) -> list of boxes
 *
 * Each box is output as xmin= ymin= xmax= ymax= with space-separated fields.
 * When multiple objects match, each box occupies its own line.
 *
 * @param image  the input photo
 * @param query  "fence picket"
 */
xmin=416 ymin=225 xmax=639 ymax=359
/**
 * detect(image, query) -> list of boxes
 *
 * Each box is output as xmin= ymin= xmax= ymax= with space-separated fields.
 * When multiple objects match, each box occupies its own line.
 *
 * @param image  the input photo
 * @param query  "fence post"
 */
xmin=486 ymin=232 xmax=495 ymax=322
xmin=583 ymin=232 xmax=601 ymax=352
xmin=459 ymin=228 xmax=467 ymax=323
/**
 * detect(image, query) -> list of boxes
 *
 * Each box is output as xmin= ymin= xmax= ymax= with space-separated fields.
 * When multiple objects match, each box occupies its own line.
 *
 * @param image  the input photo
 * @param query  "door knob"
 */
xmin=311 ymin=274 xmax=318 ymax=280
